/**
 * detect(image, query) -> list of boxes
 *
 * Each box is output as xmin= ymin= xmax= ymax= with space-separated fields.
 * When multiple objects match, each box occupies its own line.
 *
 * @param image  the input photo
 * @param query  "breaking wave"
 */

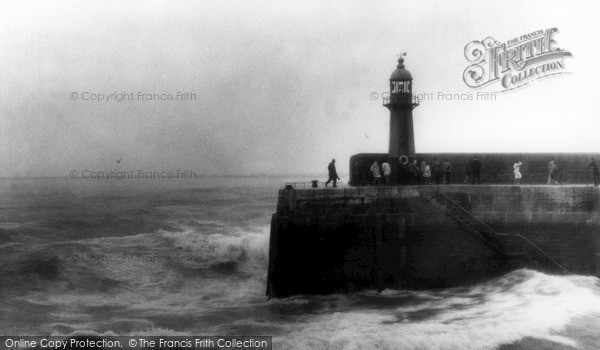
xmin=2 ymin=178 xmax=600 ymax=350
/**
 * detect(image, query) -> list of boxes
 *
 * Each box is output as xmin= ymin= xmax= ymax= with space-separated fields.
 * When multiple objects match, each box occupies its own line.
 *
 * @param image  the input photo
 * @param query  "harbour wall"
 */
xmin=266 ymin=185 xmax=600 ymax=297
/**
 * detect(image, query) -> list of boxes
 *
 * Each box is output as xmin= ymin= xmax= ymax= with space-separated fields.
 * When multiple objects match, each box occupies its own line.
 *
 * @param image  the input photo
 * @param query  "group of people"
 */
xmin=368 ymin=158 xmax=454 ymax=185
xmin=368 ymin=160 xmax=393 ymax=185
xmin=519 ymin=158 xmax=599 ymax=186
xmin=327 ymin=157 xmax=600 ymax=187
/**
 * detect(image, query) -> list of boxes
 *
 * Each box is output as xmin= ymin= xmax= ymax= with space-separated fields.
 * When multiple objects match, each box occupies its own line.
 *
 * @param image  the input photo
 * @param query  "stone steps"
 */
xmin=420 ymin=189 xmax=506 ymax=257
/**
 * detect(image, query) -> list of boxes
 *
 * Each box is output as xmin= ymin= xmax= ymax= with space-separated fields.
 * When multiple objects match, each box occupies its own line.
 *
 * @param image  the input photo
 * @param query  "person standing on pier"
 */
xmin=412 ymin=160 xmax=423 ymax=185
xmin=471 ymin=156 xmax=482 ymax=184
xmin=464 ymin=159 xmax=472 ymax=184
xmin=588 ymin=158 xmax=600 ymax=186
xmin=423 ymin=161 xmax=431 ymax=184
xmin=550 ymin=161 xmax=561 ymax=185
xmin=370 ymin=161 xmax=382 ymax=185
xmin=325 ymin=159 xmax=340 ymax=187
xmin=548 ymin=159 xmax=555 ymax=184
xmin=442 ymin=159 xmax=452 ymax=184
xmin=513 ymin=160 xmax=522 ymax=185
xmin=432 ymin=158 xmax=441 ymax=184
xmin=382 ymin=161 xmax=391 ymax=185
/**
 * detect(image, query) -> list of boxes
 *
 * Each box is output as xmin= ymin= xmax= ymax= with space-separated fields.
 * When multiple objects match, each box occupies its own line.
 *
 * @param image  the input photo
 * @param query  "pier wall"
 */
xmin=266 ymin=185 xmax=600 ymax=297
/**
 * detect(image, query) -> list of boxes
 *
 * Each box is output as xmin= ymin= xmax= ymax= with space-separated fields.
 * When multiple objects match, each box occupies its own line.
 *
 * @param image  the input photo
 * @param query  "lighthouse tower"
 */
xmin=384 ymin=57 xmax=419 ymax=157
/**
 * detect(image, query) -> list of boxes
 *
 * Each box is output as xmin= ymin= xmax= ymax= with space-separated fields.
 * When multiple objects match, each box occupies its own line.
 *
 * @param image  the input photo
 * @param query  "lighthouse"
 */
xmin=384 ymin=56 xmax=419 ymax=157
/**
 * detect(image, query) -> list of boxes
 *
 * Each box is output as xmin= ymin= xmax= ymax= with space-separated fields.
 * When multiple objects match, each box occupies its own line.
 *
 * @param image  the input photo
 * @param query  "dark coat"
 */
xmin=328 ymin=162 xmax=339 ymax=179
xmin=471 ymin=159 xmax=482 ymax=173
xmin=589 ymin=161 xmax=600 ymax=176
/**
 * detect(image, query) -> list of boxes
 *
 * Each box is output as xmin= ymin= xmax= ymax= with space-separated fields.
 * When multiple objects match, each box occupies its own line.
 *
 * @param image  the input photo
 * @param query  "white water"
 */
xmin=1 ymin=177 xmax=599 ymax=349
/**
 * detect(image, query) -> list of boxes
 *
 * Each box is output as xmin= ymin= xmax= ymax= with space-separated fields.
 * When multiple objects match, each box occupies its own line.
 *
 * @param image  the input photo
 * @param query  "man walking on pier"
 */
xmin=325 ymin=159 xmax=340 ymax=187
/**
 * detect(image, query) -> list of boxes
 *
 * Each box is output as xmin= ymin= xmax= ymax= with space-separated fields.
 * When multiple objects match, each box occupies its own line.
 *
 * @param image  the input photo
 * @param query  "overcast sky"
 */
xmin=1 ymin=0 xmax=599 ymax=177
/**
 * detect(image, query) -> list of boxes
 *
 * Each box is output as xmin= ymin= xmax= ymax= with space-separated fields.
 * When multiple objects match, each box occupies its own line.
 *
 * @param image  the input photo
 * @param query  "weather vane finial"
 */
xmin=397 ymin=52 xmax=407 ymax=68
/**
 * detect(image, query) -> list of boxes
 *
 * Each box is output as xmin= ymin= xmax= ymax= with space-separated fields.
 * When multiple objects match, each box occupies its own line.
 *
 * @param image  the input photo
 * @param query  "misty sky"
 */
xmin=1 ymin=0 xmax=599 ymax=178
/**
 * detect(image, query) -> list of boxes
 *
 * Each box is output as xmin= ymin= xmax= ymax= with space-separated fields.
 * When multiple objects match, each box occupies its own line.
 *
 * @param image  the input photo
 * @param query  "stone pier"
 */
xmin=266 ymin=185 xmax=600 ymax=297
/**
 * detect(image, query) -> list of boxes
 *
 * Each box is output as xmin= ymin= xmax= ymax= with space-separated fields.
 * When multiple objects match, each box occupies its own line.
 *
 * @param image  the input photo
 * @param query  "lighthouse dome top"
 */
xmin=390 ymin=57 xmax=412 ymax=81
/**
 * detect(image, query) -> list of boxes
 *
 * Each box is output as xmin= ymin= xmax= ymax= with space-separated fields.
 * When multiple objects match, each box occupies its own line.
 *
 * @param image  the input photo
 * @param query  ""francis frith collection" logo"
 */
xmin=463 ymin=28 xmax=572 ymax=91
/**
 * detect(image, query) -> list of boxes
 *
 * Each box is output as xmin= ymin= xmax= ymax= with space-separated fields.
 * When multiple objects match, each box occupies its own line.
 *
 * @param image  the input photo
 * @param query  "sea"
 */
xmin=1 ymin=177 xmax=600 ymax=350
